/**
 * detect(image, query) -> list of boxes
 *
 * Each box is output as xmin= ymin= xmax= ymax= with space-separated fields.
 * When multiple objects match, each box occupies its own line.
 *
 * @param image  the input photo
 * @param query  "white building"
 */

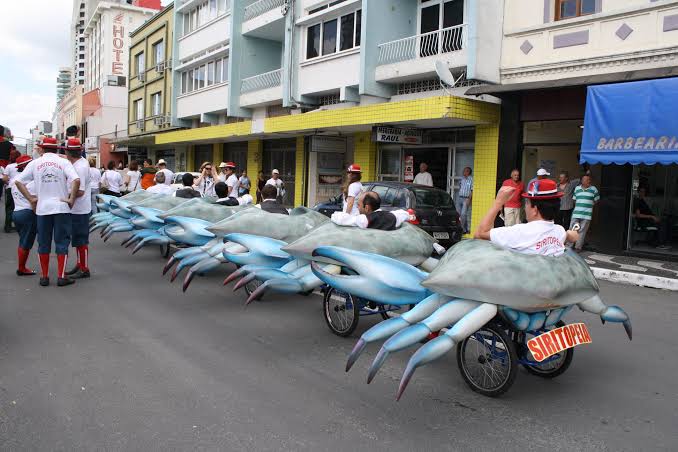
xmin=70 ymin=0 xmax=88 ymax=86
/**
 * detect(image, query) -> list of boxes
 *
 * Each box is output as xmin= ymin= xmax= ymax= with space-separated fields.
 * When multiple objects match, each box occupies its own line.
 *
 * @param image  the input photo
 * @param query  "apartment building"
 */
xmin=57 ymin=68 xmax=73 ymax=102
xmin=151 ymin=0 xmax=503 ymax=235
xmin=71 ymin=0 xmax=88 ymax=86
xmin=467 ymin=0 xmax=678 ymax=258
xmin=125 ymin=3 xmax=185 ymax=169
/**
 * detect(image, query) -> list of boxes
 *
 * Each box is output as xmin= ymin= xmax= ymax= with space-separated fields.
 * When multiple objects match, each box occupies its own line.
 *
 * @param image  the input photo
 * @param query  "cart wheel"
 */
xmin=379 ymin=304 xmax=415 ymax=321
xmin=522 ymin=321 xmax=574 ymax=379
xmin=244 ymin=278 xmax=263 ymax=300
xmin=323 ymin=288 xmax=359 ymax=337
xmin=457 ymin=322 xmax=518 ymax=398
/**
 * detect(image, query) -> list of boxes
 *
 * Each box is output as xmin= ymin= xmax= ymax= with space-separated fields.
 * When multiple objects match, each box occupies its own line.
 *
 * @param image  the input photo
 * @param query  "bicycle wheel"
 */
xmin=457 ymin=323 xmax=518 ymax=397
xmin=323 ymin=288 xmax=359 ymax=337
xmin=522 ymin=321 xmax=574 ymax=379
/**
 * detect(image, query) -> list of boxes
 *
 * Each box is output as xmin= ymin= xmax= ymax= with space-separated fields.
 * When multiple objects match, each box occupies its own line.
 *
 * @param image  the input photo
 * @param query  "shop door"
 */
xmin=450 ymin=147 xmax=474 ymax=202
xmin=263 ymin=139 xmax=296 ymax=207
xmin=223 ymin=142 xmax=248 ymax=176
xmin=194 ymin=144 xmax=212 ymax=171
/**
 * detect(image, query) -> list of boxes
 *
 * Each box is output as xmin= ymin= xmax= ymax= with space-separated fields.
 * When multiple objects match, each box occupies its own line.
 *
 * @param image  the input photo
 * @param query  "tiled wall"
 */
xmin=247 ymin=139 xmax=263 ymax=183
xmin=353 ymin=132 xmax=378 ymax=182
xmin=294 ymin=136 xmax=305 ymax=208
xmin=470 ymin=124 xmax=501 ymax=235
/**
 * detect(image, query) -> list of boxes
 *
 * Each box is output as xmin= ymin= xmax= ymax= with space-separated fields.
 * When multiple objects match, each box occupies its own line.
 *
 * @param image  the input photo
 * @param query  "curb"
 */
xmin=591 ymin=267 xmax=678 ymax=291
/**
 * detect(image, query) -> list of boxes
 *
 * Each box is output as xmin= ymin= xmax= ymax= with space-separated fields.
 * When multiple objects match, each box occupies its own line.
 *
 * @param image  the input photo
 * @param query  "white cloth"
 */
xmin=226 ymin=174 xmax=240 ymax=198
xmin=126 ymin=170 xmax=142 ymax=191
xmin=413 ymin=171 xmax=433 ymax=187
xmin=16 ymin=153 xmax=80 ymax=216
xmin=331 ymin=209 xmax=409 ymax=229
xmin=489 ymin=220 xmax=567 ymax=256
xmin=4 ymin=163 xmax=19 ymax=187
xmin=158 ymin=168 xmax=174 ymax=186
xmin=146 ymin=183 xmax=174 ymax=195
xmin=89 ymin=167 xmax=101 ymax=192
xmin=342 ymin=181 xmax=363 ymax=216
xmin=71 ymin=158 xmax=91 ymax=215
xmin=265 ymin=178 xmax=284 ymax=197
xmin=12 ymin=181 xmax=35 ymax=211
xmin=195 ymin=176 xmax=216 ymax=197
xmin=102 ymin=169 xmax=122 ymax=193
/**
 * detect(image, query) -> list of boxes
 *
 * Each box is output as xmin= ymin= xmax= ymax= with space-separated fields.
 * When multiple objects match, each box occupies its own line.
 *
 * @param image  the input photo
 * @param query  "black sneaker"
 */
xmin=57 ymin=277 xmax=75 ymax=287
xmin=71 ymin=269 xmax=91 ymax=279
xmin=39 ymin=277 xmax=50 ymax=287
xmin=65 ymin=265 xmax=80 ymax=276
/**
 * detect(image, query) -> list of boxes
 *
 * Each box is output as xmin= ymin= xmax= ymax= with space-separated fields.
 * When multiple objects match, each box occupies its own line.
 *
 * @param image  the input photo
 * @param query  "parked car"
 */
xmin=170 ymin=172 xmax=200 ymax=191
xmin=312 ymin=181 xmax=463 ymax=248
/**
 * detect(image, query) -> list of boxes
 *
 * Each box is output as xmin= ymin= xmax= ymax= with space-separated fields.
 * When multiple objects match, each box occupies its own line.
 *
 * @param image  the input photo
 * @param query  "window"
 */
xmin=182 ymin=0 xmax=225 ymax=36
xmin=134 ymin=99 xmax=144 ymax=120
xmin=555 ymin=0 xmax=596 ymax=20
xmin=135 ymin=52 xmax=145 ymax=76
xmin=79 ymin=46 xmax=85 ymax=51
xmin=207 ymin=61 xmax=215 ymax=86
xmin=151 ymin=92 xmax=162 ymax=116
xmin=306 ymin=9 xmax=361 ymax=60
xmin=215 ymin=58 xmax=223 ymax=83
xmin=180 ymin=57 xmax=228 ymax=94
xmin=197 ymin=64 xmax=206 ymax=89
xmin=308 ymin=0 xmax=347 ymax=15
xmin=152 ymin=40 xmax=164 ymax=65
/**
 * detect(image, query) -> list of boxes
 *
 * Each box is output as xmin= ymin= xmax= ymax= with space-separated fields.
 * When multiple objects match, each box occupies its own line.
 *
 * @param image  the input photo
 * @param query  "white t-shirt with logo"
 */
xmin=71 ymin=158 xmax=92 ymax=215
xmin=490 ymin=220 xmax=567 ymax=256
xmin=4 ymin=163 xmax=19 ymax=187
xmin=12 ymin=181 xmax=35 ymax=212
xmin=103 ymin=169 xmax=122 ymax=193
xmin=343 ymin=181 xmax=363 ymax=216
xmin=16 ymin=152 xmax=80 ymax=216
xmin=226 ymin=174 xmax=240 ymax=197
xmin=89 ymin=167 xmax=102 ymax=191
xmin=158 ymin=168 xmax=174 ymax=186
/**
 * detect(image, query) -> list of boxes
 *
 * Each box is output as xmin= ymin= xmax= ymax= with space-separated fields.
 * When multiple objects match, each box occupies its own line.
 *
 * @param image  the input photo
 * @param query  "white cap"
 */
xmin=272 ymin=169 xmax=280 ymax=175
xmin=157 ymin=159 xmax=167 ymax=165
xmin=537 ymin=168 xmax=550 ymax=176
xmin=218 ymin=162 xmax=227 ymax=168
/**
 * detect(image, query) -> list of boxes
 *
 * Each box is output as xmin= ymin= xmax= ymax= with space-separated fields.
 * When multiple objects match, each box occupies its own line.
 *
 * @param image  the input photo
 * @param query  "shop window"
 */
xmin=555 ymin=0 xmax=596 ymax=21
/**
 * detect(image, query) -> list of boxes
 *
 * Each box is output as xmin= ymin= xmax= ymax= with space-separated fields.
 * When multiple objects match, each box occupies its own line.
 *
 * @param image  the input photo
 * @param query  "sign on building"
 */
xmin=373 ymin=126 xmax=423 ymax=145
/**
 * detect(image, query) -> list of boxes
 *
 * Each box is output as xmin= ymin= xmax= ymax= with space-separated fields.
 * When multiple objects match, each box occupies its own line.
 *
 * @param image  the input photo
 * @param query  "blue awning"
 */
xmin=580 ymin=78 xmax=678 ymax=165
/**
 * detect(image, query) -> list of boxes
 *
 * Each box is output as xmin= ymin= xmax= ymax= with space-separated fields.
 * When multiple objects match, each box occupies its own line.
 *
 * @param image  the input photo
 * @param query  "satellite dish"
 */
xmin=435 ymin=60 xmax=465 ymax=95
xmin=281 ymin=0 xmax=290 ymax=15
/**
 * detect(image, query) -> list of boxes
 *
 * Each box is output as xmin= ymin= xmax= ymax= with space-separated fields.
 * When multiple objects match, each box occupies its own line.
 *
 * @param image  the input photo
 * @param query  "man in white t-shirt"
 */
xmin=15 ymin=137 xmax=81 ymax=287
xmin=219 ymin=162 xmax=240 ymax=197
xmin=474 ymin=178 xmax=579 ymax=256
xmin=266 ymin=169 xmax=285 ymax=203
xmin=157 ymin=159 xmax=174 ymax=186
xmin=413 ymin=162 xmax=433 ymax=187
xmin=11 ymin=155 xmax=38 ymax=276
xmin=146 ymin=172 xmax=174 ymax=194
xmin=63 ymin=139 xmax=92 ymax=280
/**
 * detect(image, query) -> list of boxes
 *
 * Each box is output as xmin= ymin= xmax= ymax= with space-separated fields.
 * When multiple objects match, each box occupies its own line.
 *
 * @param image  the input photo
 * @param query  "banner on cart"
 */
xmin=527 ymin=322 xmax=592 ymax=362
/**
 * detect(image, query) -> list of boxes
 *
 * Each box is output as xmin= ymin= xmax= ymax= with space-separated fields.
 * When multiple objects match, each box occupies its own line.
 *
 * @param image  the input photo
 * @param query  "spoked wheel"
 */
xmin=323 ymin=287 xmax=359 ymax=337
xmin=379 ymin=304 xmax=415 ymax=321
xmin=457 ymin=322 xmax=518 ymax=397
xmin=522 ymin=321 xmax=574 ymax=378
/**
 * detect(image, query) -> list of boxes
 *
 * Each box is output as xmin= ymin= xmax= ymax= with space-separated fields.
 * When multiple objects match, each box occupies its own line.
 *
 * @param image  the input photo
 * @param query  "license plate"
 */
xmin=432 ymin=232 xmax=449 ymax=240
xmin=526 ymin=322 xmax=592 ymax=362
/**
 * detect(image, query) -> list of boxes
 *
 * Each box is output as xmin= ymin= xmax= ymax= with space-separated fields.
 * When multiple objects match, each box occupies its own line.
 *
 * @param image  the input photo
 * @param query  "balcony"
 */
xmin=239 ymin=68 xmax=282 ymax=107
xmin=178 ymin=12 xmax=231 ymax=61
xmin=375 ymin=24 xmax=468 ymax=83
xmin=177 ymin=82 xmax=230 ymax=119
xmin=242 ymin=0 xmax=285 ymax=41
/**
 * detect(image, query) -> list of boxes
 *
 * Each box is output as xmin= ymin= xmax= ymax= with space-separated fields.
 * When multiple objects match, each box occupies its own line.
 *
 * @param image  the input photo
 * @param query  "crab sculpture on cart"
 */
xmin=312 ymin=240 xmax=632 ymax=399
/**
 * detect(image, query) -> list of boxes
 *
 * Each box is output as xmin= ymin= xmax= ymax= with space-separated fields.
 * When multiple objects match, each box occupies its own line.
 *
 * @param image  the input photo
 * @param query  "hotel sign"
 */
xmin=112 ymin=13 xmax=125 ymax=75
xmin=374 ymin=126 xmax=423 ymax=145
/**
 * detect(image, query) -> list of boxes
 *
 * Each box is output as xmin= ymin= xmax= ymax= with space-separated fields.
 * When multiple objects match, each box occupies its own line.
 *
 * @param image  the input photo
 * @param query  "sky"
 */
xmin=0 ymin=0 xmax=171 ymax=146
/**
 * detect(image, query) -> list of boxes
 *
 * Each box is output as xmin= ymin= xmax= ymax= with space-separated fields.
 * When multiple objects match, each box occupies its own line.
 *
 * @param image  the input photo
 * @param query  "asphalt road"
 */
xmin=0 ymin=222 xmax=676 ymax=451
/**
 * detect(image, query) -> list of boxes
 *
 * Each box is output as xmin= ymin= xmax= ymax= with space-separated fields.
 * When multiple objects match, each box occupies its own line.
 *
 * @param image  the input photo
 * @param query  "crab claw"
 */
xmin=163 ymin=216 xmax=214 ymax=247
xmin=233 ymin=273 xmax=257 ymax=291
xmin=132 ymin=234 xmax=170 ymax=255
xmin=578 ymin=295 xmax=632 ymax=341
xmin=222 ymin=233 xmax=291 ymax=267
xmin=311 ymin=246 xmax=429 ymax=306
xmin=182 ymin=257 xmax=222 ymax=292
xmin=103 ymin=222 xmax=134 ymax=242
xmin=244 ymin=278 xmax=303 ymax=305
xmin=396 ymin=303 xmax=497 ymax=400
xmin=173 ymin=252 xmax=210 ymax=279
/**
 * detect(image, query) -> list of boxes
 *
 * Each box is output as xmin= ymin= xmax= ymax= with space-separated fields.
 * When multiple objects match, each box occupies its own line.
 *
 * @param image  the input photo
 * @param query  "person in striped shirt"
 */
xmin=455 ymin=167 xmax=473 ymax=233
xmin=570 ymin=174 xmax=600 ymax=251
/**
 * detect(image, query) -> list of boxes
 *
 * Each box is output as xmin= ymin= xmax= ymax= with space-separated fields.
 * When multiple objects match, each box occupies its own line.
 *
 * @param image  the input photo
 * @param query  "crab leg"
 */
xmin=244 ymin=264 xmax=340 ymax=305
xmin=367 ymin=299 xmax=480 ymax=383
xmin=396 ymin=303 xmax=498 ymax=401
xmin=578 ymin=294 xmax=632 ymax=340
xmin=182 ymin=256 xmax=226 ymax=292
xmin=132 ymin=234 xmax=171 ymax=254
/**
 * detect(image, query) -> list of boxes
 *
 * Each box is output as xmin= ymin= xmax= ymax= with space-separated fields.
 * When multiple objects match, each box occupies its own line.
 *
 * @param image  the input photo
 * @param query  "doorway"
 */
xmin=262 ymin=138 xmax=296 ymax=207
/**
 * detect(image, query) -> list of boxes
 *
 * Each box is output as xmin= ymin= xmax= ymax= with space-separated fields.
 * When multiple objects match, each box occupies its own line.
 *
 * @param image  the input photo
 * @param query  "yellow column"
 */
xmin=294 ymin=136 xmax=305 ymax=207
xmin=353 ymin=131 xmax=377 ymax=182
xmin=469 ymin=124 xmax=500 ymax=235
xmin=212 ymin=143 xmax=222 ymax=166
xmin=247 ymin=139 xmax=263 ymax=180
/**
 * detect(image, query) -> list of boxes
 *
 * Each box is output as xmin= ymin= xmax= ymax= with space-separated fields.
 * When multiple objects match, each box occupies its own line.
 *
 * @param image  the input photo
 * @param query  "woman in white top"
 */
xmin=123 ymin=160 xmax=142 ymax=193
xmin=101 ymin=161 xmax=123 ymax=196
xmin=88 ymin=158 xmax=101 ymax=214
xmin=342 ymin=164 xmax=363 ymax=216
xmin=193 ymin=161 xmax=218 ymax=197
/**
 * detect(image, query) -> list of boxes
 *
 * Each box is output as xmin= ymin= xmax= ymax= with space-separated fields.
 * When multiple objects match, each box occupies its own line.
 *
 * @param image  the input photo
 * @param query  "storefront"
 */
xmin=262 ymin=138 xmax=297 ymax=207
xmin=307 ymin=136 xmax=349 ymax=208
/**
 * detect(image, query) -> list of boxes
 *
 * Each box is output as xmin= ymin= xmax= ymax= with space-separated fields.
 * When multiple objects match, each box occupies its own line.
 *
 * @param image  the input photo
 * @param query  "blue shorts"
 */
xmin=12 ymin=209 xmax=37 ymax=250
xmin=71 ymin=213 xmax=90 ymax=247
xmin=37 ymin=214 xmax=72 ymax=255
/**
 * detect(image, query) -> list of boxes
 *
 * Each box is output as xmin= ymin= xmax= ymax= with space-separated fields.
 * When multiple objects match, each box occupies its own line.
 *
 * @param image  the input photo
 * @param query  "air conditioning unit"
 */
xmin=166 ymin=58 xmax=172 ymax=70
xmin=164 ymin=115 xmax=172 ymax=125
xmin=156 ymin=62 xmax=165 ymax=72
xmin=136 ymin=119 xmax=144 ymax=131
xmin=137 ymin=73 xmax=145 ymax=82
xmin=153 ymin=116 xmax=165 ymax=126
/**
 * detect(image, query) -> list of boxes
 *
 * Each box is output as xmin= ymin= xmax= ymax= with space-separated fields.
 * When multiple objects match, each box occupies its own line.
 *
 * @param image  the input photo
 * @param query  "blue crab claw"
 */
xmin=132 ymin=234 xmax=170 ymax=255
xmin=578 ymin=295 xmax=632 ymax=340
xmin=163 ymin=216 xmax=214 ymax=247
xmin=311 ymin=246 xmax=429 ymax=306
xmin=222 ymin=233 xmax=291 ymax=267
xmin=183 ymin=257 xmax=222 ymax=292
xmin=103 ymin=222 xmax=134 ymax=242
xmin=235 ymin=268 xmax=292 ymax=291
xmin=367 ymin=299 xmax=480 ymax=383
xmin=396 ymin=303 xmax=497 ymax=400
xmin=163 ymin=255 xmax=179 ymax=275
xmin=172 ymin=252 xmax=210 ymax=280
xmin=223 ymin=264 xmax=273 ymax=286
xmin=130 ymin=207 xmax=165 ymax=230
xmin=233 ymin=273 xmax=257 ymax=291
xmin=345 ymin=293 xmax=451 ymax=372
xmin=245 ymin=278 xmax=304 ymax=305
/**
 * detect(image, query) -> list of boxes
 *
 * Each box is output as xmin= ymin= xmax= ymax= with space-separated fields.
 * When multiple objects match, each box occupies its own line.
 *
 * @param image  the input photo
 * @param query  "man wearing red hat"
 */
xmin=11 ymin=155 xmax=38 ymax=276
xmin=342 ymin=164 xmax=363 ymax=216
xmin=14 ymin=137 xmax=81 ymax=287
xmin=63 ymin=139 xmax=92 ymax=279
xmin=218 ymin=162 xmax=240 ymax=198
xmin=475 ymin=179 xmax=579 ymax=256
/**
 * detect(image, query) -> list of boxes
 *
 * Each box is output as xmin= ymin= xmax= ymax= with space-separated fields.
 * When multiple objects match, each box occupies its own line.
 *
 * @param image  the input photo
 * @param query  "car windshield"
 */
xmin=411 ymin=188 xmax=453 ymax=207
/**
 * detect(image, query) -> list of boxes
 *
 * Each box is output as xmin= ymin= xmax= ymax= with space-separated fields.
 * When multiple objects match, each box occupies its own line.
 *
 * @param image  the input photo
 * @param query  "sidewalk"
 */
xmin=581 ymin=251 xmax=678 ymax=291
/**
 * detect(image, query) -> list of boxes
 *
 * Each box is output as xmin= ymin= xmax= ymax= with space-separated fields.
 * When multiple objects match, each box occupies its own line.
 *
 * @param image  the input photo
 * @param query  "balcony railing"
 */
xmin=377 ymin=24 xmax=467 ymax=65
xmin=244 ymin=0 xmax=285 ymax=21
xmin=241 ymin=68 xmax=282 ymax=93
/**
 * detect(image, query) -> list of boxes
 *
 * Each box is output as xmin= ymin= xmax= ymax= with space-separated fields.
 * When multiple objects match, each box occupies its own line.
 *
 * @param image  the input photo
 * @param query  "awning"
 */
xmin=580 ymin=78 xmax=678 ymax=165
